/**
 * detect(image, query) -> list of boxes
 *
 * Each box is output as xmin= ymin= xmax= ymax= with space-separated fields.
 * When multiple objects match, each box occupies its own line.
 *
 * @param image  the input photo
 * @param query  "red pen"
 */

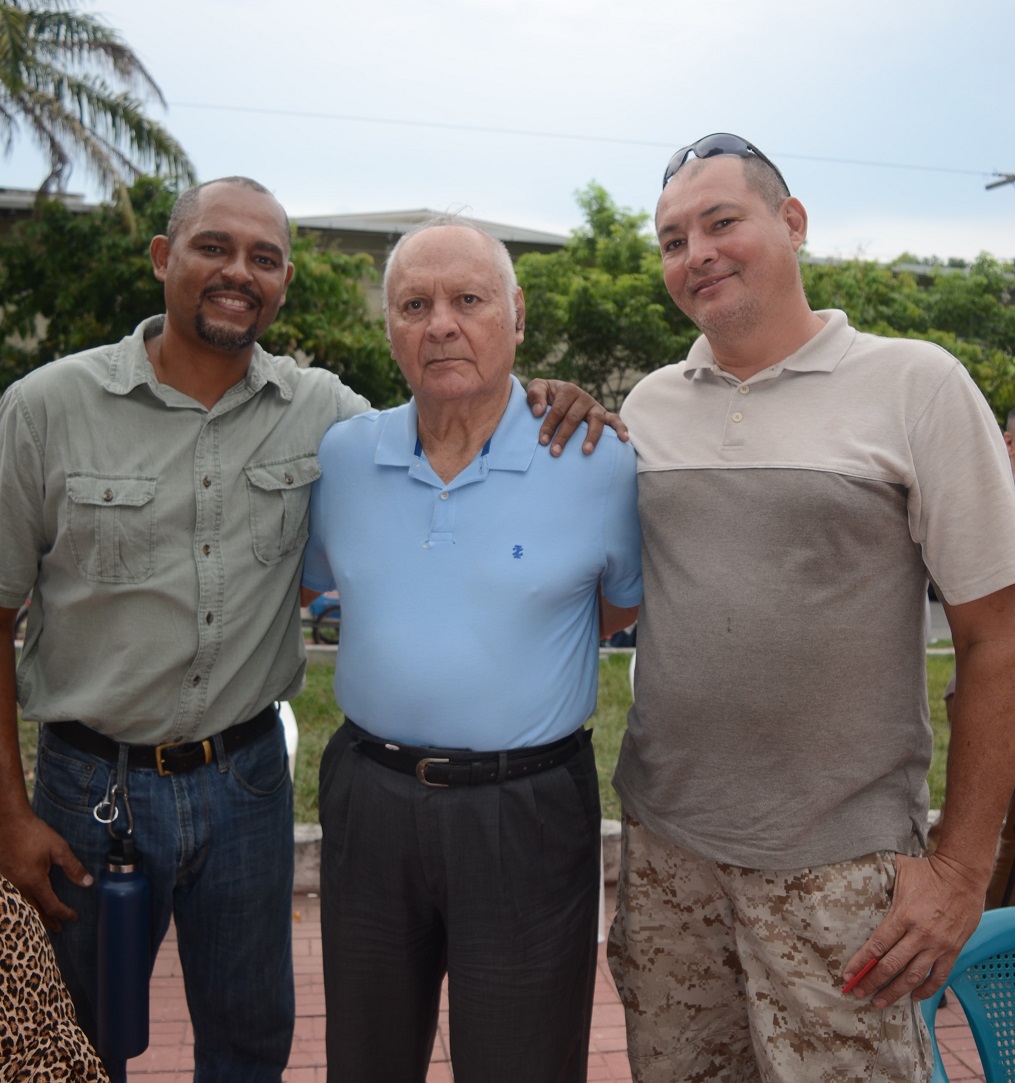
xmin=842 ymin=957 xmax=879 ymax=995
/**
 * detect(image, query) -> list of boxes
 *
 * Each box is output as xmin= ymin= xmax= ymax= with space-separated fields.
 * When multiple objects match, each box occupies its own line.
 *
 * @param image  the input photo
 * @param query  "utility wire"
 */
xmin=167 ymin=101 xmax=993 ymax=180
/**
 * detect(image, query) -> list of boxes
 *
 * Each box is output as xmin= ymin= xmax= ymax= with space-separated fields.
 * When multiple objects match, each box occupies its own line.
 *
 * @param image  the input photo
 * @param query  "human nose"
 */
xmin=221 ymin=250 xmax=255 ymax=283
xmin=684 ymin=230 xmax=717 ymax=269
xmin=424 ymin=301 xmax=460 ymax=340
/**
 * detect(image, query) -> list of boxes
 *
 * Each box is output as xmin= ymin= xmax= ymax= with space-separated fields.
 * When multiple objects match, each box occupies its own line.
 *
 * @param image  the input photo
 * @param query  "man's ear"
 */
xmin=514 ymin=287 xmax=526 ymax=343
xmin=150 ymin=235 xmax=170 ymax=282
xmin=783 ymin=197 xmax=809 ymax=253
xmin=279 ymin=261 xmax=295 ymax=307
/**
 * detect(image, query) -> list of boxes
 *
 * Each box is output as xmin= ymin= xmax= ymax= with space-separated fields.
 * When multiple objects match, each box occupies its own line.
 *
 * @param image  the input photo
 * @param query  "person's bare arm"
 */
xmin=525 ymin=380 xmax=629 ymax=456
xmin=0 ymin=606 xmax=92 ymax=929
xmin=600 ymin=595 xmax=639 ymax=640
xmin=843 ymin=582 xmax=1015 ymax=1006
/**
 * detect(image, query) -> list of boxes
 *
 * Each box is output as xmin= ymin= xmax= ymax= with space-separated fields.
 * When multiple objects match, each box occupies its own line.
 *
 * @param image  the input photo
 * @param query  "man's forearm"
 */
xmin=0 ymin=608 xmax=32 ymax=821
xmin=937 ymin=589 xmax=1015 ymax=885
xmin=936 ymin=651 xmax=1015 ymax=881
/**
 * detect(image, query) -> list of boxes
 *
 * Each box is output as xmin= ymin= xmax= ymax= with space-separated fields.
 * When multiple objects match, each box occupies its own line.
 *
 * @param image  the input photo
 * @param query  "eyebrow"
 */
xmin=192 ymin=230 xmax=286 ymax=260
xmin=657 ymin=201 xmax=742 ymax=239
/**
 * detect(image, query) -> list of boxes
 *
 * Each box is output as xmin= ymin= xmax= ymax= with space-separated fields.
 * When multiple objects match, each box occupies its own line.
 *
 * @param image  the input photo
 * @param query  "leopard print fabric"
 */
xmin=0 ymin=876 xmax=109 ymax=1082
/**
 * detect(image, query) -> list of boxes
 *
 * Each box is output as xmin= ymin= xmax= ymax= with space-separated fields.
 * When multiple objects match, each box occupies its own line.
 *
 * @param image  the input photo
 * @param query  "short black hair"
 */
xmin=166 ymin=177 xmax=291 ymax=250
xmin=741 ymin=155 xmax=791 ymax=213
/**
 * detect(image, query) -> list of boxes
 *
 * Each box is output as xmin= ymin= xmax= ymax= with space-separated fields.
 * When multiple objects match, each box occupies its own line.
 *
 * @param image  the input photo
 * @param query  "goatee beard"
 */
xmin=195 ymin=313 xmax=259 ymax=351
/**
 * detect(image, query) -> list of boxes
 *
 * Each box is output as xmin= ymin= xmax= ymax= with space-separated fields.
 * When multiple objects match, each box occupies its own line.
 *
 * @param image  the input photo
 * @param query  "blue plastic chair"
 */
xmin=920 ymin=907 xmax=1015 ymax=1081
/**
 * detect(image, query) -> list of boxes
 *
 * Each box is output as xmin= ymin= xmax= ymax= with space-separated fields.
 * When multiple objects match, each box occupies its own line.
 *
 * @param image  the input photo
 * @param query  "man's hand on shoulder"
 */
xmin=526 ymin=379 xmax=628 ymax=456
xmin=841 ymin=851 xmax=984 ymax=1007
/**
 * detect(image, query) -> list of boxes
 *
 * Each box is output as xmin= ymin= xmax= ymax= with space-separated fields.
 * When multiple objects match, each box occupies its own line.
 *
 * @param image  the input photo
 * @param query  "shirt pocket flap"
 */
xmin=244 ymin=454 xmax=322 ymax=493
xmin=66 ymin=474 xmax=157 ymax=508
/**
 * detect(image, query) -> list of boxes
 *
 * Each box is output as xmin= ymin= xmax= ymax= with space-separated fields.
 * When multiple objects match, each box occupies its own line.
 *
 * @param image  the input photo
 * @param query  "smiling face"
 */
xmin=385 ymin=225 xmax=524 ymax=409
xmin=656 ymin=155 xmax=808 ymax=348
xmin=150 ymin=181 xmax=294 ymax=356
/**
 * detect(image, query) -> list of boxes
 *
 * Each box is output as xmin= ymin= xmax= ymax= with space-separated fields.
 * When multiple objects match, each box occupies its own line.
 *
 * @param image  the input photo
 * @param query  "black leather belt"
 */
xmin=45 ymin=705 xmax=279 ymax=777
xmin=347 ymin=719 xmax=590 ymax=788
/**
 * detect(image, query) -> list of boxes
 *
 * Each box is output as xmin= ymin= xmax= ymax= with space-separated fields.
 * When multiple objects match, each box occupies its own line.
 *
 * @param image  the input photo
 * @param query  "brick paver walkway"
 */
xmin=122 ymin=889 xmax=982 ymax=1082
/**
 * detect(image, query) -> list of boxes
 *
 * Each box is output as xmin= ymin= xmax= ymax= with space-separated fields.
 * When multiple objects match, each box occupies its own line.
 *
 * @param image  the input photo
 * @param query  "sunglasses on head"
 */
xmin=662 ymin=133 xmax=790 ymax=195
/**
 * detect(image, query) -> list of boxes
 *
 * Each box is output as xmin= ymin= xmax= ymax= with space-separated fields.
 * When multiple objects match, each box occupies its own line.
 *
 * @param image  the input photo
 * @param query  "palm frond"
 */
xmin=0 ymin=0 xmax=195 ymax=195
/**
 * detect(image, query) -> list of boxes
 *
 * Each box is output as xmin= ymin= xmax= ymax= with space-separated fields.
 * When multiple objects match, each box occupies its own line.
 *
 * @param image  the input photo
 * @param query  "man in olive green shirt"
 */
xmin=0 ymin=176 xmax=614 ymax=1083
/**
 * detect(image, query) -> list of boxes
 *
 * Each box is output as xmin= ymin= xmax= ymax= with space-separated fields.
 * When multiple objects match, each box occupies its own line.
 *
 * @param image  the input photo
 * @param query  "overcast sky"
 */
xmin=3 ymin=0 xmax=1013 ymax=263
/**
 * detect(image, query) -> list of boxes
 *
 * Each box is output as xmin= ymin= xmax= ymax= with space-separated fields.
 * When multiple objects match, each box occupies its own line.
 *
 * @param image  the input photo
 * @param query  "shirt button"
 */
xmin=102 ymin=489 xmax=113 ymax=502
xmin=202 ymin=477 xmax=212 ymax=489
xmin=202 ymin=544 xmax=211 ymax=556
xmin=439 ymin=491 xmax=449 ymax=500
xmin=738 ymin=385 xmax=750 ymax=395
xmin=284 ymin=473 xmax=294 ymax=486
xmin=206 ymin=612 xmax=214 ymax=625
xmin=732 ymin=411 xmax=744 ymax=423
xmin=192 ymin=675 xmax=201 ymax=686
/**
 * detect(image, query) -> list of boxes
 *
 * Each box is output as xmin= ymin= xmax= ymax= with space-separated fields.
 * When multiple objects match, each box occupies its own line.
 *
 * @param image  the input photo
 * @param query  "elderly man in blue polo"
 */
xmin=303 ymin=216 xmax=642 ymax=1083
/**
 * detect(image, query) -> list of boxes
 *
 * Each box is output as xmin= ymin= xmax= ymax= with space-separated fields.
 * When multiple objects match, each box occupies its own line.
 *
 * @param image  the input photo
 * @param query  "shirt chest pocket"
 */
xmin=245 ymin=453 xmax=322 ymax=565
xmin=66 ymin=474 xmax=157 ymax=584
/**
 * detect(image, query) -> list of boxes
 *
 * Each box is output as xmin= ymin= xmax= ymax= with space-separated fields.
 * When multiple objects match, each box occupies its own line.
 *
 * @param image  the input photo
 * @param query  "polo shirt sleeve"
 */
xmin=0 ymin=385 xmax=47 ymax=608
xmin=909 ymin=359 xmax=1015 ymax=605
xmin=600 ymin=438 xmax=643 ymax=607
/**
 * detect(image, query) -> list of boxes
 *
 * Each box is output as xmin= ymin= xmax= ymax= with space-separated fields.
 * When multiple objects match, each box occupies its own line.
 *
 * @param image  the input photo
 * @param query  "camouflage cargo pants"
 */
xmin=607 ymin=816 xmax=931 ymax=1083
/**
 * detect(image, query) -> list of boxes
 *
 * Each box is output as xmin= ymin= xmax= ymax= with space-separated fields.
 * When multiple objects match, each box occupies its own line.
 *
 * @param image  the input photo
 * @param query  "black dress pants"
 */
xmin=318 ymin=721 xmax=601 ymax=1083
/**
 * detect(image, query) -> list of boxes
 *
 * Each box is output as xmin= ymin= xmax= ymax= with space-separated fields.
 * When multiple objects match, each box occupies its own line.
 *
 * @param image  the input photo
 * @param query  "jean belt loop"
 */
xmin=212 ymin=731 xmax=228 ymax=773
xmin=496 ymin=750 xmax=508 ymax=782
xmin=115 ymin=742 xmax=130 ymax=793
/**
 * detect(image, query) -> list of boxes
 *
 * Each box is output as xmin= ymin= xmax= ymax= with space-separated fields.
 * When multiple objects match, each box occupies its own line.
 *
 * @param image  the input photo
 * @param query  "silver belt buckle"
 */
xmin=415 ymin=756 xmax=450 ymax=787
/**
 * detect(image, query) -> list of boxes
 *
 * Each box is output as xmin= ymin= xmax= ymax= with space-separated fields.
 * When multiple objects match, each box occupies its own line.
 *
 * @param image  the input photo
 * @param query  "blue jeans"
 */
xmin=34 ymin=718 xmax=295 ymax=1083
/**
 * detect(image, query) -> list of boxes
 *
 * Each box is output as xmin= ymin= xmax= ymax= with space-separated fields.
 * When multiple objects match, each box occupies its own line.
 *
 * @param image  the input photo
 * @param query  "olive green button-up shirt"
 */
xmin=0 ymin=316 xmax=369 ymax=743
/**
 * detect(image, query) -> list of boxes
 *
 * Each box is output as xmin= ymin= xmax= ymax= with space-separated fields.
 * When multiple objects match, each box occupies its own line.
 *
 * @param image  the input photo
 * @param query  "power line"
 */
xmin=167 ymin=101 xmax=991 ymax=180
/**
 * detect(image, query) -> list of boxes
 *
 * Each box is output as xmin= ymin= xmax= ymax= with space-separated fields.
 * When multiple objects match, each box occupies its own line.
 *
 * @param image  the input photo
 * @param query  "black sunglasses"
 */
xmin=662 ymin=133 xmax=790 ymax=195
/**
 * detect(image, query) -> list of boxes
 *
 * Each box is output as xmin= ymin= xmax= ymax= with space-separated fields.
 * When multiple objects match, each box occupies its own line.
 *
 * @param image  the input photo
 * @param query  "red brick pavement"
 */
xmin=123 ymin=889 xmax=982 ymax=1082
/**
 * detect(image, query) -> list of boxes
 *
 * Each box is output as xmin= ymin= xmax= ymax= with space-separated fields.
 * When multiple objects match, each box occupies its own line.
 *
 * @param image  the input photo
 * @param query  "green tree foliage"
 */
xmin=801 ymin=254 xmax=1015 ymax=422
xmin=0 ymin=177 xmax=402 ymax=406
xmin=514 ymin=183 xmax=697 ymax=411
xmin=263 ymin=234 xmax=404 ymax=409
xmin=0 ymin=0 xmax=195 ymax=211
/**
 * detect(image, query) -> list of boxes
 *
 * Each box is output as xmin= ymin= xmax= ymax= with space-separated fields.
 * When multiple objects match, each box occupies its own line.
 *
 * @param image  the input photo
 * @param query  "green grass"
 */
xmin=18 ymin=651 xmax=955 ymax=826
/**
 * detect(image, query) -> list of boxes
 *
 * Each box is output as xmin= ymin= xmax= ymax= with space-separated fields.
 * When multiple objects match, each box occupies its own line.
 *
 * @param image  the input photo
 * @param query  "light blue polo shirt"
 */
xmin=304 ymin=376 xmax=641 ymax=750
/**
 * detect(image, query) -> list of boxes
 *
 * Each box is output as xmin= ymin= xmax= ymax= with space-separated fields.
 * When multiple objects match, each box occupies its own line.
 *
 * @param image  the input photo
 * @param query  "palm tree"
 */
xmin=0 ymin=0 xmax=196 ymax=201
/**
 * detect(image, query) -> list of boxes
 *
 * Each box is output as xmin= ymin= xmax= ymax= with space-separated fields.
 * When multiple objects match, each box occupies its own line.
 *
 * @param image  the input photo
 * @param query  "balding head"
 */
xmin=383 ymin=215 xmax=517 ymax=334
xmin=167 ymin=177 xmax=291 ymax=255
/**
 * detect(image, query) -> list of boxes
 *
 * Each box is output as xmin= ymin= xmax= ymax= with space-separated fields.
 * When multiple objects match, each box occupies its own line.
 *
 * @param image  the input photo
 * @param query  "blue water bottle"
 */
xmin=97 ymin=834 xmax=151 ymax=1069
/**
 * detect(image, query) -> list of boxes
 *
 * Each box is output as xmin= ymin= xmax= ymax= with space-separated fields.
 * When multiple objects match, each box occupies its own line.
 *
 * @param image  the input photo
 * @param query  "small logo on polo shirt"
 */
xmin=512 ymin=545 xmax=524 ymax=559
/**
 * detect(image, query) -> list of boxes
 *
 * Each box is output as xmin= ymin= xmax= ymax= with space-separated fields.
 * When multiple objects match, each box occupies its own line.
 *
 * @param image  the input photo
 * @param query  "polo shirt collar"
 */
xmin=683 ymin=309 xmax=855 ymax=383
xmin=102 ymin=315 xmax=294 ymax=403
xmin=374 ymin=374 xmax=538 ymax=475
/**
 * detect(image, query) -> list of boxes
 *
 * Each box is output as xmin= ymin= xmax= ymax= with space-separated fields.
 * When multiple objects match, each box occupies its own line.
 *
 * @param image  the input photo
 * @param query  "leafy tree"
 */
xmin=514 ymin=184 xmax=697 ymax=411
xmin=801 ymin=254 xmax=1015 ymax=422
xmin=801 ymin=259 xmax=928 ymax=338
xmin=0 ymin=0 xmax=195 ymax=212
xmin=263 ymin=234 xmax=404 ymax=409
xmin=0 ymin=177 xmax=402 ymax=406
